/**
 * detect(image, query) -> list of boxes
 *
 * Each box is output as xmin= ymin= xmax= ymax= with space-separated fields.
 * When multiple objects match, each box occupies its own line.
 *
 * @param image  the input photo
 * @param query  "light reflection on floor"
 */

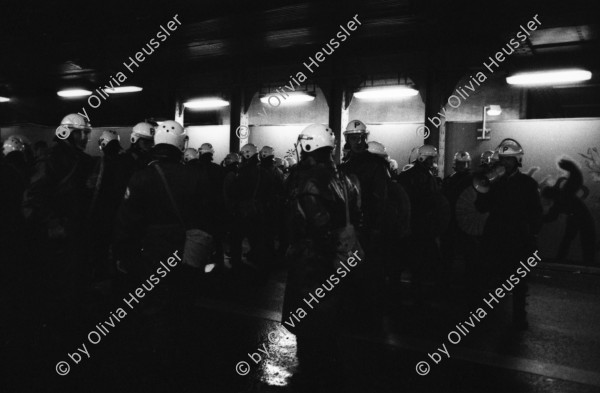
xmin=259 ymin=325 xmax=297 ymax=386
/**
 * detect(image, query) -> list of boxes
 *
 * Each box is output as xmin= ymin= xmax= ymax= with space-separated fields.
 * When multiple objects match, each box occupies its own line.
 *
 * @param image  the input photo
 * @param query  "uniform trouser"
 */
xmin=230 ymin=214 xmax=268 ymax=269
xmin=290 ymin=284 xmax=344 ymax=392
xmin=406 ymin=234 xmax=440 ymax=294
xmin=135 ymin=264 xmax=196 ymax=360
xmin=440 ymin=226 xmax=456 ymax=278
xmin=384 ymin=235 xmax=413 ymax=314
xmin=484 ymin=243 xmax=531 ymax=322
xmin=336 ymin=230 xmax=385 ymax=325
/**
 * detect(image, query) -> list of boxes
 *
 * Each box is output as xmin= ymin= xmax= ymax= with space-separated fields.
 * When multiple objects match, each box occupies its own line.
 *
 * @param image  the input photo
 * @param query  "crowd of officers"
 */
xmin=0 ymin=113 xmax=543 ymax=391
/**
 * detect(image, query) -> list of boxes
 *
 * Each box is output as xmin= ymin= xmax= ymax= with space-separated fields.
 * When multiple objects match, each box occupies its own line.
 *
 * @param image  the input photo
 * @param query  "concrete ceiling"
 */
xmin=0 ymin=0 xmax=599 ymax=125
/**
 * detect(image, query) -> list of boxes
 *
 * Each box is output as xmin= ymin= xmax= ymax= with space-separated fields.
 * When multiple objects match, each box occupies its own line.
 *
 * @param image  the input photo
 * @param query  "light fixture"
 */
xmin=184 ymin=98 xmax=230 ymax=110
xmin=57 ymin=89 xmax=92 ymax=98
xmin=260 ymin=92 xmax=315 ymax=105
xmin=478 ymin=105 xmax=501 ymax=140
xmin=486 ymin=105 xmax=502 ymax=116
xmin=354 ymin=85 xmax=419 ymax=100
xmin=506 ymin=69 xmax=592 ymax=86
xmin=0 ymin=96 xmax=9 ymax=102
xmin=104 ymin=86 xmax=143 ymax=94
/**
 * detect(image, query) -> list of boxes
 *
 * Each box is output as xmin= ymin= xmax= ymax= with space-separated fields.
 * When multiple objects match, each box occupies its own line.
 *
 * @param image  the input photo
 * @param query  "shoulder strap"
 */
xmin=54 ymin=161 xmax=80 ymax=189
xmin=154 ymin=163 xmax=186 ymax=228
xmin=338 ymin=171 xmax=351 ymax=227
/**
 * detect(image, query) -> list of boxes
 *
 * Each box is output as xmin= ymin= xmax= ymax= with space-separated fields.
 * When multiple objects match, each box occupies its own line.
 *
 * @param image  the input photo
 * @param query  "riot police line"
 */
xmin=1 ymin=113 xmax=592 ymax=390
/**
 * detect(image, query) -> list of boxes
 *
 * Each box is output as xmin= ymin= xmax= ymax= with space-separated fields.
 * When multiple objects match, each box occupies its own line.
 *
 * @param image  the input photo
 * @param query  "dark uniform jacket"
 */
xmin=23 ymin=140 xmax=94 ymax=238
xmin=194 ymin=154 xmax=226 ymax=229
xmin=398 ymin=161 xmax=448 ymax=236
xmin=340 ymin=151 xmax=388 ymax=235
xmin=121 ymin=146 xmax=152 ymax=176
xmin=442 ymin=170 xmax=473 ymax=232
xmin=114 ymin=144 xmax=212 ymax=275
xmin=232 ymin=155 xmax=282 ymax=219
xmin=1 ymin=152 xmax=30 ymax=251
xmin=475 ymin=170 xmax=543 ymax=257
xmin=282 ymin=157 xmax=361 ymax=333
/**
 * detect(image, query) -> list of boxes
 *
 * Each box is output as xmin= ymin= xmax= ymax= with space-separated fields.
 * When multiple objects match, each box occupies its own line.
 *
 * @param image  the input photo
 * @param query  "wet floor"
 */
xmin=2 ymin=256 xmax=600 ymax=392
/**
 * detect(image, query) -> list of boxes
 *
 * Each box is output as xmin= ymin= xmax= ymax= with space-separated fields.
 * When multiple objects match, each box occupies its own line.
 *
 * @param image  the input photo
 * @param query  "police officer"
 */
xmin=195 ymin=143 xmax=226 ymax=267
xmin=441 ymin=151 xmax=475 ymax=290
xmin=231 ymin=143 xmax=281 ymax=273
xmin=341 ymin=123 xmax=389 ymax=248
xmin=88 ymin=130 xmax=127 ymax=280
xmin=123 ymin=122 xmax=155 ymax=172
xmin=22 ymin=114 xmax=95 ymax=351
xmin=114 ymin=120 xmax=211 ymax=379
xmin=283 ymin=124 xmax=361 ymax=392
xmin=475 ymin=138 xmax=542 ymax=329
xmin=340 ymin=122 xmax=393 ymax=325
xmin=230 ymin=143 xmax=261 ymax=271
xmin=258 ymin=146 xmax=285 ymax=264
xmin=222 ymin=152 xmax=241 ymax=265
xmin=274 ymin=156 xmax=287 ymax=173
xmin=1 ymin=136 xmax=29 ymax=264
xmin=397 ymin=145 xmax=450 ymax=303
xmin=183 ymin=147 xmax=199 ymax=164
xmin=283 ymin=156 xmax=297 ymax=180
xmin=196 ymin=143 xmax=225 ymax=193
xmin=23 ymin=114 xmax=94 ymax=274
xmin=479 ymin=150 xmax=497 ymax=170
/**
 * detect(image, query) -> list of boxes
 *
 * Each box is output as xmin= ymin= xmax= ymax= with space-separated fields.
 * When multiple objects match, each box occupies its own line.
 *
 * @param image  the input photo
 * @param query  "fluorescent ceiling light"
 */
xmin=104 ymin=86 xmax=143 ymax=94
xmin=486 ymin=105 xmax=502 ymax=116
xmin=57 ymin=89 xmax=92 ymax=98
xmin=0 ymin=96 xmax=9 ymax=102
xmin=184 ymin=98 xmax=230 ymax=110
xmin=354 ymin=86 xmax=419 ymax=100
xmin=260 ymin=92 xmax=315 ymax=105
xmin=506 ymin=69 xmax=592 ymax=86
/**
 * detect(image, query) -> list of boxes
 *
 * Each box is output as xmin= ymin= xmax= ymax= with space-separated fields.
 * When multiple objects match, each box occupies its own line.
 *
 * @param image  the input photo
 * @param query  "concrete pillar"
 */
xmin=423 ymin=70 xmax=447 ymax=176
xmin=327 ymin=81 xmax=344 ymax=164
xmin=174 ymin=100 xmax=184 ymax=125
xmin=230 ymin=88 xmax=244 ymax=153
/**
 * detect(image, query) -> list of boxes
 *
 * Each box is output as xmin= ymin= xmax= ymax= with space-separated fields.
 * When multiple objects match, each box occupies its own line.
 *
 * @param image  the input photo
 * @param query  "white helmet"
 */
xmin=480 ymin=150 xmax=496 ymax=166
xmin=453 ymin=151 xmax=471 ymax=163
xmin=497 ymin=138 xmax=524 ymax=166
xmin=55 ymin=113 xmax=91 ymax=140
xmin=224 ymin=152 xmax=241 ymax=166
xmin=98 ymin=130 xmax=120 ymax=150
xmin=199 ymin=143 xmax=215 ymax=155
xmin=3 ymin=136 xmax=25 ymax=156
xmin=259 ymin=146 xmax=275 ymax=159
xmin=297 ymin=124 xmax=335 ymax=152
xmin=284 ymin=156 xmax=297 ymax=167
xmin=367 ymin=141 xmax=388 ymax=158
xmin=240 ymin=143 xmax=258 ymax=159
xmin=417 ymin=145 xmax=438 ymax=162
xmin=274 ymin=157 xmax=288 ymax=169
xmin=183 ymin=148 xmax=199 ymax=162
xmin=343 ymin=120 xmax=369 ymax=136
xmin=131 ymin=122 xmax=155 ymax=144
xmin=154 ymin=120 xmax=187 ymax=150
